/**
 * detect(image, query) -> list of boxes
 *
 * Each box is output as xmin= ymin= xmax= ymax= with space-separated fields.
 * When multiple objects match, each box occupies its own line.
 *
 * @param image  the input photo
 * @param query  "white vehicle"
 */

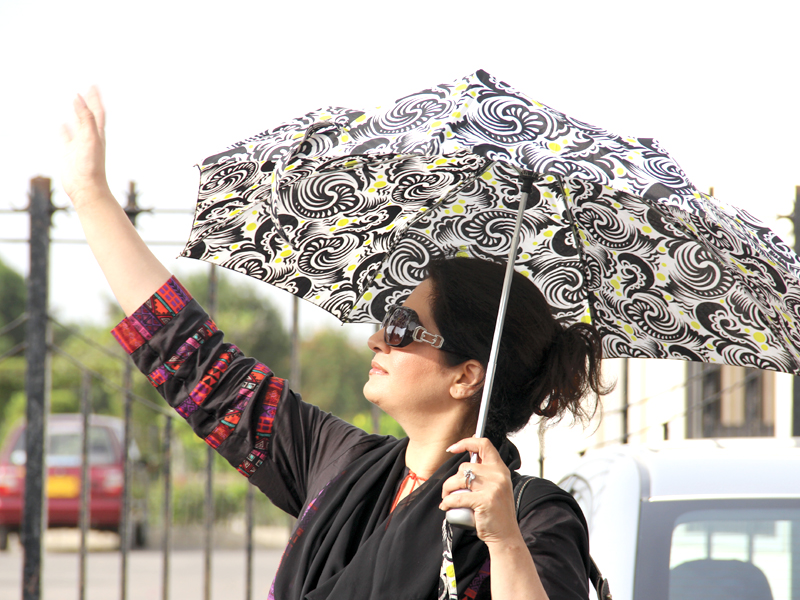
xmin=557 ymin=439 xmax=800 ymax=600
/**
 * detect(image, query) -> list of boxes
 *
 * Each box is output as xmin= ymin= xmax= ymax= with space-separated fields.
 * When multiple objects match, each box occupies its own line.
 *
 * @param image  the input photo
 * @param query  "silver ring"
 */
xmin=463 ymin=467 xmax=476 ymax=491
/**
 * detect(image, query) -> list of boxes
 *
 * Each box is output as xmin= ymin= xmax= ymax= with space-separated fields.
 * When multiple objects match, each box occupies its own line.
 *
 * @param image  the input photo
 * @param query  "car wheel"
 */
xmin=0 ymin=526 xmax=9 ymax=551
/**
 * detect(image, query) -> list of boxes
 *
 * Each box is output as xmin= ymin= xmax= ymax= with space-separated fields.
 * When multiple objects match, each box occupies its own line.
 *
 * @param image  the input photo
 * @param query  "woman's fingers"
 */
xmin=73 ymin=93 xmax=99 ymax=137
xmin=440 ymin=440 xmax=521 ymax=543
xmin=442 ymin=463 xmax=481 ymax=497
xmin=62 ymin=89 xmax=110 ymax=207
xmin=446 ymin=436 xmax=504 ymax=465
xmin=440 ymin=467 xmax=519 ymax=544
xmin=84 ymin=86 xmax=106 ymax=137
xmin=59 ymin=123 xmax=73 ymax=145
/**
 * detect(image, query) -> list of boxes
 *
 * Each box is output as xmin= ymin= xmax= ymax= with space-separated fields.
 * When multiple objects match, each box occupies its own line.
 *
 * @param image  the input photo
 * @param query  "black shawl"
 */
xmin=264 ymin=420 xmax=523 ymax=600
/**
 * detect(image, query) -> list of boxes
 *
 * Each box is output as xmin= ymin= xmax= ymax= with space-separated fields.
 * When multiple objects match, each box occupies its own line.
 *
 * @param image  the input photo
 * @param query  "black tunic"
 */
xmin=112 ymin=276 xmax=590 ymax=599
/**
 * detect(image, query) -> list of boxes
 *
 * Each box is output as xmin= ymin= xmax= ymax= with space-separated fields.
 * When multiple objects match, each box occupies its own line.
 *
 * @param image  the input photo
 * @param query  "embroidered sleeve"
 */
xmin=110 ymin=276 xmax=374 ymax=518
xmin=111 ymin=276 xmax=284 ymax=482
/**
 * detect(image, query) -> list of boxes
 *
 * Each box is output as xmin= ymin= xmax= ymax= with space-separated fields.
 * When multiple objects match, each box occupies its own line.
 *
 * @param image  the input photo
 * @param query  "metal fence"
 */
xmin=0 ymin=177 xmax=288 ymax=600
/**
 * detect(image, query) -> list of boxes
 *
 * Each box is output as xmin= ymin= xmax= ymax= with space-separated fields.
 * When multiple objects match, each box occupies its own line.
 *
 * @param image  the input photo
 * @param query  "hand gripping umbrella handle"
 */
xmin=445 ymin=169 xmax=537 ymax=531
xmin=445 ymin=490 xmax=476 ymax=528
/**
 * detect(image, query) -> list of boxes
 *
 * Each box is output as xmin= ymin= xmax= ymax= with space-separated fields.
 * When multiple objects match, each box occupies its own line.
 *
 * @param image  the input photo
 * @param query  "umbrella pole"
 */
xmin=447 ymin=171 xmax=536 ymax=529
xmin=473 ymin=171 xmax=536 ymax=439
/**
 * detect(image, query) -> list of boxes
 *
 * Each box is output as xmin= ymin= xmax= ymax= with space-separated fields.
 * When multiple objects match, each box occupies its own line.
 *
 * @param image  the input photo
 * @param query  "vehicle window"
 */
xmin=11 ymin=426 xmax=118 ymax=466
xmin=668 ymin=509 xmax=799 ymax=600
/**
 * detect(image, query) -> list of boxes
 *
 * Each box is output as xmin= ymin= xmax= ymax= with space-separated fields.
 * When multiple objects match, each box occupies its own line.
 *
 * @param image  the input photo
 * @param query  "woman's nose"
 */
xmin=367 ymin=327 xmax=387 ymax=353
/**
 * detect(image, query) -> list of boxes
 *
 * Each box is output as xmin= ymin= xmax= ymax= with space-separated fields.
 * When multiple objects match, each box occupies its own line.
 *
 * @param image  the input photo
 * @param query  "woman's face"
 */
xmin=364 ymin=279 xmax=462 ymax=422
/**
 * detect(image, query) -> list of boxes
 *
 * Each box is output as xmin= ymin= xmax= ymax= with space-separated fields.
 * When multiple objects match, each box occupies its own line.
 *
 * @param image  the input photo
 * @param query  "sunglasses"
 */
xmin=381 ymin=304 xmax=450 ymax=351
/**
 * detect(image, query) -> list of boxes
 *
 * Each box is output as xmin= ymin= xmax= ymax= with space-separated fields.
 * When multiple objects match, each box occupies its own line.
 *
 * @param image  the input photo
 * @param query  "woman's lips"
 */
xmin=370 ymin=361 xmax=388 ymax=376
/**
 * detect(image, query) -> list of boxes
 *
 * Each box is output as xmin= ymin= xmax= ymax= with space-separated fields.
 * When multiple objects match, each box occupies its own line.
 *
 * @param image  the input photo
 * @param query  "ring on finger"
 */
xmin=463 ymin=467 xmax=476 ymax=491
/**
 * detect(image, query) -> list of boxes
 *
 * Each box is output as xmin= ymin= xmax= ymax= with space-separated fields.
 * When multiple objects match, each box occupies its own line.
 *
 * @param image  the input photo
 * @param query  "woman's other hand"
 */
xmin=441 ymin=438 xmax=548 ymax=599
xmin=61 ymin=87 xmax=111 ymax=209
xmin=439 ymin=437 xmax=522 ymax=547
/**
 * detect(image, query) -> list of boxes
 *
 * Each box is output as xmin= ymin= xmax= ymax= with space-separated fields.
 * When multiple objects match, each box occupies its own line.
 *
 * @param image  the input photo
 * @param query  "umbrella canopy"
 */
xmin=182 ymin=70 xmax=800 ymax=375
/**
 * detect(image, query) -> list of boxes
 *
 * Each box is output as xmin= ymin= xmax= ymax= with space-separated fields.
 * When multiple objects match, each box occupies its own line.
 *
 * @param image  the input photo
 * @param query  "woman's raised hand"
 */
xmin=439 ymin=437 xmax=522 ymax=547
xmin=61 ymin=87 xmax=111 ymax=208
xmin=58 ymin=87 xmax=171 ymax=315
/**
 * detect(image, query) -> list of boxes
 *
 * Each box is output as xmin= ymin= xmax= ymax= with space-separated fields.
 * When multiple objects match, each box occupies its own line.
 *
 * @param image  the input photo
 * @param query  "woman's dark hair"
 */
xmin=426 ymin=257 xmax=611 ymax=444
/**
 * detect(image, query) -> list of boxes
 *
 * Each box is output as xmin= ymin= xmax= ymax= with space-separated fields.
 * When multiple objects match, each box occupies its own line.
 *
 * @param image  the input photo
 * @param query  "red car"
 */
xmin=0 ymin=414 xmax=144 ymax=550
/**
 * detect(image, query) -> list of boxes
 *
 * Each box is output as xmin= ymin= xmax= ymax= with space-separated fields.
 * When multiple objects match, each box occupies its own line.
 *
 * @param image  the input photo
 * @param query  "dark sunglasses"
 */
xmin=381 ymin=304 xmax=457 ymax=352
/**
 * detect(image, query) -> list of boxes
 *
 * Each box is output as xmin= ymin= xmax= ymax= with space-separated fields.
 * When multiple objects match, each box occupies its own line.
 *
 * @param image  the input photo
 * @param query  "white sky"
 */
xmin=1 ymin=0 xmax=799 ymax=342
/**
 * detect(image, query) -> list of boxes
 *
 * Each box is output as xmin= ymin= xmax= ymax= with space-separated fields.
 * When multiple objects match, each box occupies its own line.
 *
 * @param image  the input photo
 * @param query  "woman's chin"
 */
xmin=363 ymin=381 xmax=380 ymax=404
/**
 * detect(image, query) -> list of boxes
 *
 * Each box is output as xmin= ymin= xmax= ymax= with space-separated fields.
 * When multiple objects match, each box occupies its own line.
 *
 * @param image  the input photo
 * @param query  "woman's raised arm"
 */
xmin=61 ymin=87 xmax=171 ymax=315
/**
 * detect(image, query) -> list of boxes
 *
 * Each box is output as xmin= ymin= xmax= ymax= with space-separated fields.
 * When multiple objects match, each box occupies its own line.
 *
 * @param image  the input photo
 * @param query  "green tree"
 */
xmin=0 ymin=255 xmax=26 ymax=351
xmin=171 ymin=270 xmax=292 ymax=377
xmin=0 ymin=256 xmax=27 ymax=438
xmin=298 ymin=329 xmax=375 ymax=423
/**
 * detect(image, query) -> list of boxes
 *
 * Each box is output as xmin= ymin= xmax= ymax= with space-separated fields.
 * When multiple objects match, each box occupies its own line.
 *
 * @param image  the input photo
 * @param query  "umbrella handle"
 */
xmin=445 ymin=490 xmax=476 ymax=529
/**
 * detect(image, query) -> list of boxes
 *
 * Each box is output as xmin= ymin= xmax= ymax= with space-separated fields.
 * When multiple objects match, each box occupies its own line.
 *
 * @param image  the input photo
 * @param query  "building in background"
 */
xmin=514 ymin=359 xmax=795 ymax=481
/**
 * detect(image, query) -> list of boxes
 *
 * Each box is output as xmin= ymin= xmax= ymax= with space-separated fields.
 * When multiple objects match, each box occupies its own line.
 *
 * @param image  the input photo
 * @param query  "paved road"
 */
xmin=0 ymin=543 xmax=283 ymax=600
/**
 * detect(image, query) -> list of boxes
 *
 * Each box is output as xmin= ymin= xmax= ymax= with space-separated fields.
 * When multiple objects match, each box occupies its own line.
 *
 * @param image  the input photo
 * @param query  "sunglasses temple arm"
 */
xmin=447 ymin=171 xmax=535 ymax=530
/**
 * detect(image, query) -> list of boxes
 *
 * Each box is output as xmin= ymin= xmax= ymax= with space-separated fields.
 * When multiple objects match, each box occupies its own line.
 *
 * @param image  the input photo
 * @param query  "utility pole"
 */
xmin=620 ymin=358 xmax=629 ymax=444
xmin=22 ymin=177 xmax=54 ymax=600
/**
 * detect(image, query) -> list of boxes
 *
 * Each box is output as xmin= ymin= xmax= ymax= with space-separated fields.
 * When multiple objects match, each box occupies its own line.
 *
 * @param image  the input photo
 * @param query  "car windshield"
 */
xmin=636 ymin=500 xmax=800 ymax=600
xmin=669 ymin=508 xmax=799 ymax=600
xmin=11 ymin=426 xmax=117 ymax=466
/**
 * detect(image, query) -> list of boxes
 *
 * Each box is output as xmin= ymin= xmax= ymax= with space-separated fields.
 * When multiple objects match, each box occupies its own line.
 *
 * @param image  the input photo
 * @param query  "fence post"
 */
xmin=162 ymin=416 xmax=172 ymax=600
xmin=794 ymin=186 xmax=800 ymax=437
xmin=79 ymin=372 xmax=92 ymax=600
xmin=204 ymin=264 xmax=218 ymax=600
xmin=120 ymin=362 xmax=133 ymax=600
xmin=22 ymin=176 xmax=54 ymax=600
xmin=120 ymin=181 xmax=147 ymax=600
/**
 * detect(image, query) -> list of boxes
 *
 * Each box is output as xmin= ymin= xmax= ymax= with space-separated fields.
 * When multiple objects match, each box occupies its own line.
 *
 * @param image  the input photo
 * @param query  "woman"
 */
xmin=62 ymin=89 xmax=609 ymax=600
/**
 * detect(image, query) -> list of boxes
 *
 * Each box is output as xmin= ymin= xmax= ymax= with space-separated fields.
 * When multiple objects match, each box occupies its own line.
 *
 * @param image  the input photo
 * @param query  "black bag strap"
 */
xmin=513 ymin=474 xmax=612 ymax=600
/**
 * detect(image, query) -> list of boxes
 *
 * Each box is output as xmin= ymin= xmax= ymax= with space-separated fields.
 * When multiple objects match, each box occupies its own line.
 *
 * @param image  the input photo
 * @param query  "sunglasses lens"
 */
xmin=383 ymin=306 xmax=411 ymax=347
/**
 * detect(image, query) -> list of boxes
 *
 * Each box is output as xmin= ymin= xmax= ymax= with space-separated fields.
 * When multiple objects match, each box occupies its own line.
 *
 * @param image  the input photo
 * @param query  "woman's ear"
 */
xmin=450 ymin=359 xmax=485 ymax=400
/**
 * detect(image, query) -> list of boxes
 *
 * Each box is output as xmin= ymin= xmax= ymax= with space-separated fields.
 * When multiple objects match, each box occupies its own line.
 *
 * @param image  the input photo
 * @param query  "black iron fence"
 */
xmin=0 ymin=177 xmax=292 ymax=600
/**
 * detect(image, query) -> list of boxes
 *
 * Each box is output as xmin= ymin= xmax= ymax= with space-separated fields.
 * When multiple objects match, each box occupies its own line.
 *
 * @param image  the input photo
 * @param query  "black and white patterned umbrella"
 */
xmin=182 ymin=70 xmax=800 ymax=374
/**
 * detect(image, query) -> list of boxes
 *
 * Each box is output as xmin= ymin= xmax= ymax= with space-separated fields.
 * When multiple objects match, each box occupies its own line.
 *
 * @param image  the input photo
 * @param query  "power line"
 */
xmin=0 ymin=342 xmax=25 ymax=364
xmin=0 ymin=313 xmax=28 ymax=337
xmin=49 ymin=344 xmax=172 ymax=417
xmin=48 ymin=315 xmax=129 ymax=363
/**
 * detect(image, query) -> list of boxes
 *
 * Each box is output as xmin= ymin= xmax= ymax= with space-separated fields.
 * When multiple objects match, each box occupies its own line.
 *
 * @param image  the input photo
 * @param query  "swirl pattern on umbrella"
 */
xmin=183 ymin=70 xmax=800 ymax=374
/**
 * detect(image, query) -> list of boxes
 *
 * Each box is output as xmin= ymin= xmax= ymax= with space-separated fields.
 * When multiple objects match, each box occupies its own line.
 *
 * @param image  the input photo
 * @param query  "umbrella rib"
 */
xmin=344 ymin=159 xmax=495 ymax=322
xmin=633 ymin=195 xmax=800 ymax=371
xmin=552 ymin=177 xmax=600 ymax=330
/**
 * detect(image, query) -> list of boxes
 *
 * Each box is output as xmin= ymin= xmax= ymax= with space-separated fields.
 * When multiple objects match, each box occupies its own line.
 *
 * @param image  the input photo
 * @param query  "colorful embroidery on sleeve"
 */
xmin=147 ymin=319 xmax=219 ymax=387
xmin=236 ymin=374 xmax=284 ymax=477
xmin=112 ymin=275 xmax=285 ymax=484
xmin=111 ymin=277 xmax=192 ymax=354
xmin=174 ymin=345 xmax=242 ymax=418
